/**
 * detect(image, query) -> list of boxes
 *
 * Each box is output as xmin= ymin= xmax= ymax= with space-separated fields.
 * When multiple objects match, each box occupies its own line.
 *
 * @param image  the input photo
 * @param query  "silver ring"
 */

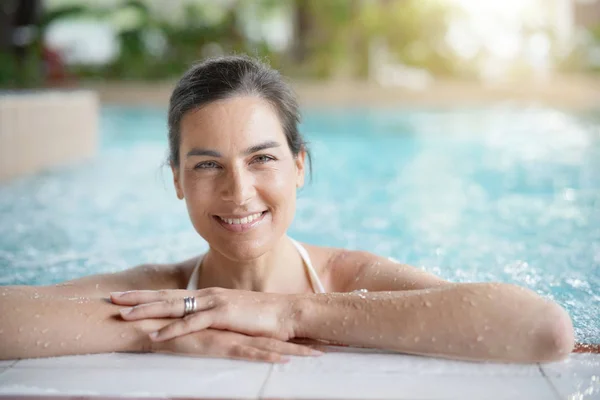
xmin=183 ymin=296 xmax=197 ymax=317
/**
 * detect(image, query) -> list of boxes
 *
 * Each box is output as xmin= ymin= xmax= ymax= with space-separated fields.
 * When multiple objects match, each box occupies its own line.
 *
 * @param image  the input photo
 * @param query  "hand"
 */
xmin=151 ymin=328 xmax=324 ymax=363
xmin=111 ymin=288 xmax=300 ymax=343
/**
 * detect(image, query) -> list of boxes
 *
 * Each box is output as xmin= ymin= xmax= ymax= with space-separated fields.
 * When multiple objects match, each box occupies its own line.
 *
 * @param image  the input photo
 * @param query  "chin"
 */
xmin=208 ymin=236 xmax=274 ymax=262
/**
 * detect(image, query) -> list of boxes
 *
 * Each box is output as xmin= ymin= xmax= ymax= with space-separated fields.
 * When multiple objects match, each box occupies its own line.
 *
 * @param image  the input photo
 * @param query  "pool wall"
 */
xmin=0 ymin=91 xmax=98 ymax=181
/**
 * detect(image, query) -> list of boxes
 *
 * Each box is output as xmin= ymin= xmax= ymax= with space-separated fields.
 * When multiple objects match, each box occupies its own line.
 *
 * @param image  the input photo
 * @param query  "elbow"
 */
xmin=533 ymin=303 xmax=575 ymax=363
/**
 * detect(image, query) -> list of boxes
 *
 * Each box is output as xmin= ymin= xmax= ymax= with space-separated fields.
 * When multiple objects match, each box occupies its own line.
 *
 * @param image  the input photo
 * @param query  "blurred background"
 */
xmin=1 ymin=0 xmax=600 ymax=99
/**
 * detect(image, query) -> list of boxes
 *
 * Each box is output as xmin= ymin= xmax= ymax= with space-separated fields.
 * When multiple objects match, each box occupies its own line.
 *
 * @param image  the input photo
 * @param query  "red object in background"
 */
xmin=42 ymin=45 xmax=70 ymax=85
xmin=573 ymin=343 xmax=600 ymax=353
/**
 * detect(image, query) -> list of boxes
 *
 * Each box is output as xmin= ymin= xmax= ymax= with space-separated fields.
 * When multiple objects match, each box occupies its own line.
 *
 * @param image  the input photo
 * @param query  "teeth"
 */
xmin=219 ymin=212 xmax=263 ymax=225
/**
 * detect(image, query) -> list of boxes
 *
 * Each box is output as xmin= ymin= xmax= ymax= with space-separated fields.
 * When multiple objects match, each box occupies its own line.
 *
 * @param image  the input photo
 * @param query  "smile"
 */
xmin=213 ymin=211 xmax=268 ymax=233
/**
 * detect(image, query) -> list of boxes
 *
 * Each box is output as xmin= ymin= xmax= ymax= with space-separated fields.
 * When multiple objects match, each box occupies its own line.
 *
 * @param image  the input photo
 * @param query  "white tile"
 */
xmin=263 ymin=373 xmax=556 ymax=400
xmin=273 ymin=346 xmax=541 ymax=376
xmin=0 ymin=361 xmax=16 ymax=368
xmin=541 ymin=353 xmax=600 ymax=378
xmin=13 ymin=351 xmax=271 ymax=371
xmin=0 ymin=365 xmax=270 ymax=398
xmin=547 ymin=376 xmax=600 ymax=400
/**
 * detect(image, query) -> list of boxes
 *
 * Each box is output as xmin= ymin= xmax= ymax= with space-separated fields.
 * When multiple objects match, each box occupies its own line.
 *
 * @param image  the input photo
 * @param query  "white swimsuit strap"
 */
xmin=186 ymin=254 xmax=204 ymax=291
xmin=187 ymin=240 xmax=326 ymax=293
xmin=290 ymin=237 xmax=326 ymax=294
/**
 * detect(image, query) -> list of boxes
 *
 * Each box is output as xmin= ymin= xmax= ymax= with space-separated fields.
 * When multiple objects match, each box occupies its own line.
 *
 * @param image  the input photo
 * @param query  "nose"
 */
xmin=220 ymin=165 xmax=255 ymax=206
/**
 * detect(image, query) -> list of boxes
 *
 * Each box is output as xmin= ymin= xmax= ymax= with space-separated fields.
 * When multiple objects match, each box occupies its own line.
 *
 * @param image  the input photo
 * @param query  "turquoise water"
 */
xmin=1 ymin=105 xmax=599 ymax=343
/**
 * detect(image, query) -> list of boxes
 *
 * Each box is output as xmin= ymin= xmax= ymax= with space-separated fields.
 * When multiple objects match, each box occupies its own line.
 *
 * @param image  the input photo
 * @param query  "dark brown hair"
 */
xmin=168 ymin=55 xmax=311 ymax=171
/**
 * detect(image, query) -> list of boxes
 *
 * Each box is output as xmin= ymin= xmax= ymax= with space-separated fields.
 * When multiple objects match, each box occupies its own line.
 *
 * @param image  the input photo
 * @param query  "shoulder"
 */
xmin=301 ymin=244 xmax=447 ymax=292
xmin=297 ymin=243 xmax=366 ymax=292
xmin=117 ymin=256 xmax=201 ymax=290
xmin=42 ymin=257 xmax=202 ymax=296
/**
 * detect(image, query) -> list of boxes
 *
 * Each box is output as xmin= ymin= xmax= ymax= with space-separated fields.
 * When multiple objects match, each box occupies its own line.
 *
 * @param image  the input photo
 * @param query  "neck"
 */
xmin=200 ymin=235 xmax=307 ymax=293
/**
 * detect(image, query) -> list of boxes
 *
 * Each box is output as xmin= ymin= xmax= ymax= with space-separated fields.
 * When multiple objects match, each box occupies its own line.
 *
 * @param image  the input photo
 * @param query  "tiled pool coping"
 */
xmin=0 ymin=347 xmax=598 ymax=399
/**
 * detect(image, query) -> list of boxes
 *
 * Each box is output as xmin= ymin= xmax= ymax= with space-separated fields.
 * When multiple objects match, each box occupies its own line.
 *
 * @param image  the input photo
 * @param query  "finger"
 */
xmin=228 ymin=344 xmax=289 ymax=364
xmin=149 ymin=312 xmax=214 ymax=341
xmin=119 ymin=296 xmax=214 ymax=320
xmin=110 ymin=289 xmax=189 ymax=305
xmin=249 ymin=337 xmax=323 ymax=357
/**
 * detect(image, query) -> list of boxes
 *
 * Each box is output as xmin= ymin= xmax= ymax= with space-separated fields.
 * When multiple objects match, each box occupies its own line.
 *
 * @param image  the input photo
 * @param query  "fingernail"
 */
xmin=311 ymin=349 xmax=324 ymax=356
xmin=119 ymin=307 xmax=133 ymax=316
xmin=149 ymin=331 xmax=159 ymax=340
xmin=111 ymin=292 xmax=125 ymax=297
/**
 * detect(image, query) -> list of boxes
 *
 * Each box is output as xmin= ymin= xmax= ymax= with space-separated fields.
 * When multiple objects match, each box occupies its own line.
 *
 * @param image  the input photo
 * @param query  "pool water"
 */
xmin=0 ymin=105 xmax=599 ymax=343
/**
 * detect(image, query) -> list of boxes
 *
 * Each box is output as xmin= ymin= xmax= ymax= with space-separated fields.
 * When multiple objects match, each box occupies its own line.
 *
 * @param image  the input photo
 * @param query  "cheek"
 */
xmin=181 ymin=172 xmax=214 ymax=215
xmin=258 ymin=166 xmax=298 ymax=212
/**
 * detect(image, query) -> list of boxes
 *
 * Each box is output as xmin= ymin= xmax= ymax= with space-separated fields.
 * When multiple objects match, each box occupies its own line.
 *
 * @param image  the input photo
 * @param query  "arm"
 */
xmin=0 ymin=262 xmax=189 ymax=360
xmin=291 ymin=283 xmax=574 ymax=363
xmin=291 ymin=250 xmax=574 ymax=363
xmin=0 ymin=285 xmax=166 ymax=360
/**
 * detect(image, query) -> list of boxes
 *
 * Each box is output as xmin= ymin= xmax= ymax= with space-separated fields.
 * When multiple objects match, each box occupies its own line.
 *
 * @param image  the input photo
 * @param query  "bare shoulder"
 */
xmin=297 ymin=242 xmax=354 ymax=292
xmin=303 ymin=245 xmax=448 ymax=292
xmin=38 ymin=256 xmax=201 ymax=297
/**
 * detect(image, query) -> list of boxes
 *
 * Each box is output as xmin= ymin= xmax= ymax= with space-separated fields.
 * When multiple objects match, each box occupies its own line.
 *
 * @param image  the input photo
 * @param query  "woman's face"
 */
xmin=172 ymin=96 xmax=305 ymax=261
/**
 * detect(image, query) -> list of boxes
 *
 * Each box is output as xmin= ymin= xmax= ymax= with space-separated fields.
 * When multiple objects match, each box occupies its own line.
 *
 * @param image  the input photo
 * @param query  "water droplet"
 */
xmin=18 ymin=327 xmax=23 ymax=333
xmin=477 ymin=336 xmax=484 ymax=342
xmin=43 ymin=342 xmax=50 ymax=348
xmin=414 ymin=336 xmax=420 ymax=343
xmin=95 ymin=284 xmax=100 ymax=289
xmin=35 ymin=340 xmax=42 ymax=346
xmin=424 ymin=301 xmax=432 ymax=308
xmin=462 ymin=296 xmax=468 ymax=302
xmin=332 ymin=329 xmax=338 ymax=335
xmin=484 ymin=325 xmax=491 ymax=331
xmin=370 ymin=336 xmax=374 ymax=340
xmin=41 ymin=328 xmax=49 ymax=334
xmin=505 ymin=345 xmax=511 ymax=351
xmin=75 ymin=334 xmax=82 ymax=340
xmin=486 ymin=294 xmax=493 ymax=299
xmin=325 ymin=321 xmax=330 ymax=326
xmin=120 ymin=333 xmax=127 ymax=338
xmin=431 ymin=337 xmax=436 ymax=342
xmin=469 ymin=300 xmax=477 ymax=306
xmin=60 ymin=342 xmax=65 ymax=347
xmin=34 ymin=314 xmax=40 ymax=318
xmin=378 ymin=334 xmax=383 ymax=339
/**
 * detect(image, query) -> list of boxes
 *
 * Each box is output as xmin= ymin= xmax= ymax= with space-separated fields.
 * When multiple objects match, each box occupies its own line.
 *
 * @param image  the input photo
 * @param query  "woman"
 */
xmin=0 ymin=55 xmax=576 ymax=363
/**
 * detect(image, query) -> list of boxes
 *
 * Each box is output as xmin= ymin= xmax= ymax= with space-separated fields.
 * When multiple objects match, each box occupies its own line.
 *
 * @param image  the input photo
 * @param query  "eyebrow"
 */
xmin=186 ymin=141 xmax=281 ymax=158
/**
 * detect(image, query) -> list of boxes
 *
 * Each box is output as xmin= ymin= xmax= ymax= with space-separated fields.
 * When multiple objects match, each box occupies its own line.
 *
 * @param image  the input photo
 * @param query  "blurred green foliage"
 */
xmin=1 ymin=0 xmax=599 ymax=87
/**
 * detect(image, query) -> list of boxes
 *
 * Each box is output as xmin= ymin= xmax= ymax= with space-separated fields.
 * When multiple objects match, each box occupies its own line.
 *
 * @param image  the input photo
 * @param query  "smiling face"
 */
xmin=172 ymin=96 xmax=306 ymax=261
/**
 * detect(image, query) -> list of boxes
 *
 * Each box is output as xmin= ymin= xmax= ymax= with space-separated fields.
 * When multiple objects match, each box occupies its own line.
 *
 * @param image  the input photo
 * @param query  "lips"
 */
xmin=213 ymin=211 xmax=268 ymax=233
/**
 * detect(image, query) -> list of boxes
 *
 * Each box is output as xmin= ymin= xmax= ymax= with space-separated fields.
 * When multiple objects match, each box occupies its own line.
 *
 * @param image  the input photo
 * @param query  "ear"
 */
xmin=295 ymin=150 xmax=306 ymax=189
xmin=171 ymin=163 xmax=184 ymax=200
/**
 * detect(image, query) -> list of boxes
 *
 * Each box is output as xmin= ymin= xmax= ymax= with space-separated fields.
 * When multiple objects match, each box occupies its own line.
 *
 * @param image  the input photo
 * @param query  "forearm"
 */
xmin=292 ymin=283 xmax=574 ymax=363
xmin=0 ymin=286 xmax=169 ymax=360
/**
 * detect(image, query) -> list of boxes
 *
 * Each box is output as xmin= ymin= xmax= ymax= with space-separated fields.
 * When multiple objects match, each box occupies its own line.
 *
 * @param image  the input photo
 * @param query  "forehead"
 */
xmin=179 ymin=96 xmax=285 ymax=149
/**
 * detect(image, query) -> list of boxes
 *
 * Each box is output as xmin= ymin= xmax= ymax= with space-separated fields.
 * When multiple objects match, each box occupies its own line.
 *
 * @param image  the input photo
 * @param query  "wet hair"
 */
xmin=167 ymin=55 xmax=311 ymax=172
